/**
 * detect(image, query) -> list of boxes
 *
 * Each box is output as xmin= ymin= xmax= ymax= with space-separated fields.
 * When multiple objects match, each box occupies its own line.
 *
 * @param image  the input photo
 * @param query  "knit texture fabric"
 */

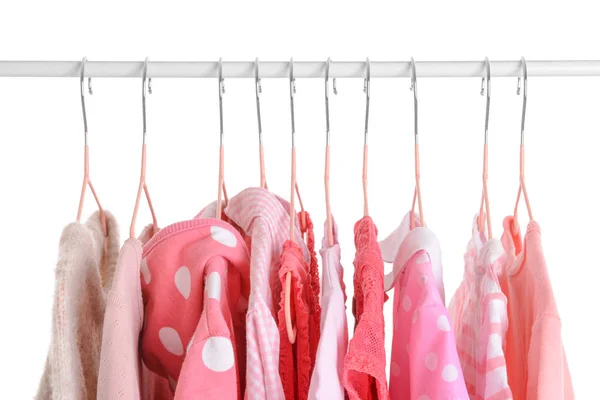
xmin=343 ymin=217 xmax=389 ymax=400
xmin=97 ymin=225 xmax=173 ymax=400
xmin=36 ymin=211 xmax=120 ymax=400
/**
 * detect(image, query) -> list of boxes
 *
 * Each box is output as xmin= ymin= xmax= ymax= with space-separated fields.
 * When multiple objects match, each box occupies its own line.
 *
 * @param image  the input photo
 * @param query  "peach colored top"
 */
xmin=499 ymin=217 xmax=574 ymax=400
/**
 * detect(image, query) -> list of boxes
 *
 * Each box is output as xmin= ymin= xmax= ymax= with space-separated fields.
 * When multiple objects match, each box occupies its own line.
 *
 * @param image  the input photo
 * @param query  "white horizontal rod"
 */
xmin=1 ymin=60 xmax=600 ymax=78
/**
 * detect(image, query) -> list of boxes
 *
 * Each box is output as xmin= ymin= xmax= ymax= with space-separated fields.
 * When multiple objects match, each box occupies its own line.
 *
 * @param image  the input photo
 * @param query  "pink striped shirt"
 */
xmin=225 ymin=188 xmax=308 ymax=400
xmin=448 ymin=214 xmax=512 ymax=399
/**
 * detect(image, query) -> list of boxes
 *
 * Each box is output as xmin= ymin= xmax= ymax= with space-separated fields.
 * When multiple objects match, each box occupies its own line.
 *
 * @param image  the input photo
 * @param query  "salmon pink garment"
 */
xmin=277 ymin=211 xmax=321 ymax=400
xmin=97 ymin=225 xmax=172 ymax=400
xmin=308 ymin=219 xmax=348 ymax=400
xmin=224 ymin=187 xmax=309 ymax=400
xmin=379 ymin=212 xmax=468 ymax=400
xmin=499 ymin=217 xmax=574 ymax=400
xmin=448 ymin=214 xmax=512 ymax=399
xmin=140 ymin=219 xmax=250 ymax=399
xmin=343 ymin=216 xmax=389 ymax=400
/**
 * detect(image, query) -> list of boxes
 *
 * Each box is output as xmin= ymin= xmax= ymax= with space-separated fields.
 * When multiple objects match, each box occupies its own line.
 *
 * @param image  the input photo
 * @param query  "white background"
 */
xmin=0 ymin=1 xmax=598 ymax=398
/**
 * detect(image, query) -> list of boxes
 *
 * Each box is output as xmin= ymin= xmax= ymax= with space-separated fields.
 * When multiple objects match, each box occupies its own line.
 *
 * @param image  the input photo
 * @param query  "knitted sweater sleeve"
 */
xmin=97 ymin=240 xmax=145 ymax=400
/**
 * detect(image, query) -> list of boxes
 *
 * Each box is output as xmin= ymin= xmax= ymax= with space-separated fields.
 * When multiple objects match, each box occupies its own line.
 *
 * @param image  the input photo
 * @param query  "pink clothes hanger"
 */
xmin=255 ymin=58 xmax=268 ymax=189
xmin=512 ymin=57 xmax=534 ymax=234
xmin=254 ymin=58 xmax=306 ymax=231
xmin=409 ymin=58 xmax=425 ymax=230
xmin=129 ymin=57 xmax=159 ymax=239
xmin=477 ymin=57 xmax=493 ymax=239
xmin=77 ymin=57 xmax=107 ymax=236
xmin=216 ymin=58 xmax=226 ymax=219
xmin=285 ymin=57 xmax=298 ymax=344
xmin=324 ymin=57 xmax=338 ymax=247
xmin=363 ymin=58 xmax=371 ymax=217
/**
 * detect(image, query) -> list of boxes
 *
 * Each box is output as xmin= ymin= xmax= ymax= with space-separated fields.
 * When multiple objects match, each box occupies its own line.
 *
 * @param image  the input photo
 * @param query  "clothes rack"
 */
xmin=1 ymin=60 xmax=600 ymax=78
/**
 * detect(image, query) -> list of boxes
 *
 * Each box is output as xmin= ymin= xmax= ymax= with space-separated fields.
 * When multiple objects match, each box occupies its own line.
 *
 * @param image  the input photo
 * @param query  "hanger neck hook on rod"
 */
xmin=218 ymin=58 xmax=225 ymax=147
xmin=290 ymin=58 xmax=296 ymax=148
xmin=478 ymin=56 xmax=493 ymax=239
xmin=142 ymin=57 xmax=152 ymax=144
xmin=409 ymin=57 xmax=425 ymax=228
xmin=255 ymin=58 xmax=263 ymax=144
xmin=80 ymin=57 xmax=93 ymax=145
xmin=517 ymin=56 xmax=528 ymax=145
xmin=481 ymin=57 xmax=491 ymax=144
xmin=325 ymin=57 xmax=338 ymax=145
xmin=362 ymin=57 xmax=371 ymax=217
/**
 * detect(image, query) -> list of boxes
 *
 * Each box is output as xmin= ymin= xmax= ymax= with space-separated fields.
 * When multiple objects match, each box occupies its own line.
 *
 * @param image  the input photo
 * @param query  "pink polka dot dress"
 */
xmin=140 ymin=218 xmax=251 ymax=399
xmin=380 ymin=213 xmax=469 ymax=400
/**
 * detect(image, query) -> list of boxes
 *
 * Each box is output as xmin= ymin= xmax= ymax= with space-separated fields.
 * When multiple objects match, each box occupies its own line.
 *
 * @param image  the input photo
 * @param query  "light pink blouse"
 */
xmin=308 ymin=219 xmax=348 ymax=400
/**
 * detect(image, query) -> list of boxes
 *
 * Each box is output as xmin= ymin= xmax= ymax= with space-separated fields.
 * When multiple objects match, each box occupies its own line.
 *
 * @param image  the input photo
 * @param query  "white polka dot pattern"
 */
xmin=402 ymin=295 xmax=412 ymax=311
xmin=159 ymin=327 xmax=184 ymax=356
xmin=210 ymin=225 xmax=238 ymax=247
xmin=437 ymin=315 xmax=451 ymax=332
xmin=206 ymin=271 xmax=222 ymax=300
xmin=202 ymin=336 xmax=235 ymax=372
xmin=442 ymin=364 xmax=459 ymax=382
xmin=425 ymin=352 xmax=438 ymax=371
xmin=174 ymin=267 xmax=191 ymax=299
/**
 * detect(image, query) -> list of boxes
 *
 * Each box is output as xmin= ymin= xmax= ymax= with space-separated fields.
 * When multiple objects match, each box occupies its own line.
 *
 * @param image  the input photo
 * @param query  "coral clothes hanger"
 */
xmin=255 ymin=58 xmax=267 ymax=189
xmin=409 ymin=57 xmax=425 ymax=230
xmin=77 ymin=57 xmax=107 ymax=236
xmin=477 ymin=57 xmax=493 ymax=239
xmin=512 ymin=57 xmax=534 ymax=234
xmin=129 ymin=57 xmax=159 ymax=239
xmin=285 ymin=57 xmax=298 ymax=344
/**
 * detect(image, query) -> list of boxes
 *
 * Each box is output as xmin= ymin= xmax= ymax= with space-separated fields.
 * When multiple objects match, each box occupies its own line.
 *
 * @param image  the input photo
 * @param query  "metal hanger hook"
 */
xmin=289 ymin=57 xmax=296 ymax=147
xmin=482 ymin=57 xmax=491 ymax=143
xmin=80 ymin=57 xmax=92 ymax=142
xmin=518 ymin=57 xmax=528 ymax=144
xmin=218 ymin=58 xmax=225 ymax=146
xmin=255 ymin=58 xmax=263 ymax=142
xmin=325 ymin=57 xmax=338 ymax=145
xmin=410 ymin=57 xmax=419 ymax=143
xmin=364 ymin=57 xmax=371 ymax=144
xmin=142 ymin=57 xmax=152 ymax=142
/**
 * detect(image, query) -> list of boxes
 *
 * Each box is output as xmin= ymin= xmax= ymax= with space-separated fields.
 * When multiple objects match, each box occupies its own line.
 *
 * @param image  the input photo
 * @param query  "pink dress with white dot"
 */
xmin=380 ymin=212 xmax=469 ymax=400
xmin=140 ymin=218 xmax=251 ymax=399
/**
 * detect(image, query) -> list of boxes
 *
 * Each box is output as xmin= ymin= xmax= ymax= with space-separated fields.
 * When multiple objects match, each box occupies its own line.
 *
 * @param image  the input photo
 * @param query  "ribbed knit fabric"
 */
xmin=343 ymin=217 xmax=389 ymax=400
xmin=36 ymin=211 xmax=120 ymax=400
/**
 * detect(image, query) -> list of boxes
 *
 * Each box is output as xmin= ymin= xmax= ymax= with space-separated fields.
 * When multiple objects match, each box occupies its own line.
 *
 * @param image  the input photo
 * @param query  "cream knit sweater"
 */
xmin=36 ymin=211 xmax=120 ymax=400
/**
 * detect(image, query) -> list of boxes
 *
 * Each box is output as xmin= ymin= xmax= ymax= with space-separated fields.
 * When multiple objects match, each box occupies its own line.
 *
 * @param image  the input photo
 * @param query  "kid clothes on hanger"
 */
xmin=499 ymin=217 xmax=574 ymax=400
xmin=224 ymin=187 xmax=309 ymax=400
xmin=36 ymin=211 xmax=119 ymax=400
xmin=379 ymin=212 xmax=468 ymax=400
xmin=343 ymin=216 xmax=389 ymax=400
xmin=448 ymin=214 xmax=512 ymax=399
xmin=277 ymin=211 xmax=321 ymax=400
xmin=97 ymin=224 xmax=173 ymax=400
xmin=308 ymin=219 xmax=348 ymax=400
xmin=139 ymin=218 xmax=250 ymax=399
